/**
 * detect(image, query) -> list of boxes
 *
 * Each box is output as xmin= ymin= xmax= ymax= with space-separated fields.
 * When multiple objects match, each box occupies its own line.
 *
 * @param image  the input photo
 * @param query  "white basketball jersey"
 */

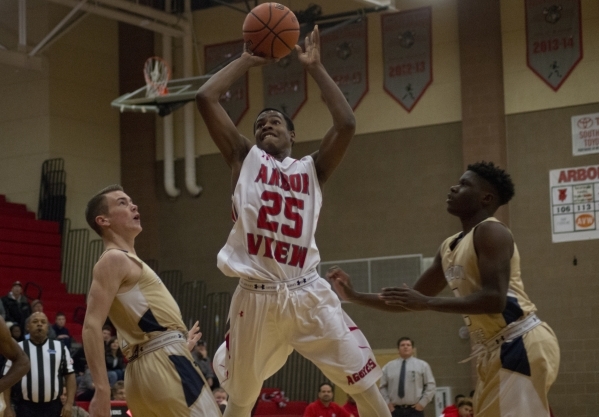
xmin=218 ymin=146 xmax=322 ymax=282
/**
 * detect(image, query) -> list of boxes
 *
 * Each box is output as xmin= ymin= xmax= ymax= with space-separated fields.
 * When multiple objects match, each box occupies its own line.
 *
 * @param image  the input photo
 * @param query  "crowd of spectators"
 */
xmin=3 ymin=286 xmax=470 ymax=417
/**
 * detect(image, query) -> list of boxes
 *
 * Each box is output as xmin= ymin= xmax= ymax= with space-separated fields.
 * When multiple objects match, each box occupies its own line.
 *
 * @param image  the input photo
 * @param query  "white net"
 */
xmin=144 ymin=56 xmax=171 ymax=98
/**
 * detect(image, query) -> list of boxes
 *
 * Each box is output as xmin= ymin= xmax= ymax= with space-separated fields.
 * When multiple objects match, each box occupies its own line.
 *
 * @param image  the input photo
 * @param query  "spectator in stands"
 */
xmin=102 ymin=325 xmax=113 ymax=353
xmin=0 ymin=296 xmax=6 ymax=320
xmin=111 ymin=381 xmax=126 ymax=401
xmin=76 ymin=365 xmax=95 ymax=402
xmin=192 ymin=340 xmax=215 ymax=388
xmin=440 ymin=394 xmax=465 ymax=417
xmin=3 ymin=312 xmax=76 ymax=417
xmin=30 ymin=300 xmax=43 ymax=314
xmin=52 ymin=312 xmax=72 ymax=350
xmin=105 ymin=337 xmax=126 ymax=383
xmin=28 ymin=301 xmax=57 ymax=339
xmin=61 ymin=386 xmax=89 ymax=417
xmin=342 ymin=394 xmax=359 ymax=417
xmin=9 ymin=324 xmax=23 ymax=342
xmin=71 ymin=345 xmax=87 ymax=379
xmin=212 ymin=387 xmax=228 ymax=414
xmin=457 ymin=399 xmax=473 ymax=417
xmin=304 ymin=383 xmax=353 ymax=417
xmin=2 ymin=282 xmax=31 ymax=329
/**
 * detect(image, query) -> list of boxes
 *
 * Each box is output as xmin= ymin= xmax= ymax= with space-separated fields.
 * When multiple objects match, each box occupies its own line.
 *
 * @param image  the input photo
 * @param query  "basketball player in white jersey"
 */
xmin=196 ymin=27 xmax=391 ymax=417
xmin=82 ymin=185 xmax=220 ymax=417
xmin=327 ymin=162 xmax=560 ymax=417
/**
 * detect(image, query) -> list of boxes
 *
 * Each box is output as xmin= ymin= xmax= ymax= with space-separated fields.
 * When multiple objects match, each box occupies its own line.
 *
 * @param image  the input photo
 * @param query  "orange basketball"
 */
xmin=243 ymin=3 xmax=300 ymax=59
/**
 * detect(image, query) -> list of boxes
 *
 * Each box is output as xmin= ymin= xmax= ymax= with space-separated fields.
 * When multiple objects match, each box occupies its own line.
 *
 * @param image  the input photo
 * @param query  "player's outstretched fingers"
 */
xmin=187 ymin=320 xmax=202 ymax=351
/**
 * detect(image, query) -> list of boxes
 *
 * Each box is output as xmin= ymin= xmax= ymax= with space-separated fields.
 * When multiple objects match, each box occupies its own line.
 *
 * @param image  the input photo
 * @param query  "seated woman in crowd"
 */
xmin=105 ymin=336 xmax=126 ymax=384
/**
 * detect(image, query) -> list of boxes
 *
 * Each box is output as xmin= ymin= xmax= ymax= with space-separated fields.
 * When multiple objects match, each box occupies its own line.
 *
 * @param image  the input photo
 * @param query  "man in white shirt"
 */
xmin=379 ymin=337 xmax=436 ymax=417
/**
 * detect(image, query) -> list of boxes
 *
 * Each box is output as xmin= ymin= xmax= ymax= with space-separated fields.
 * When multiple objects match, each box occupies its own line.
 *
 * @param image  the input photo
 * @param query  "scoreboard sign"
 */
xmin=550 ymin=164 xmax=599 ymax=243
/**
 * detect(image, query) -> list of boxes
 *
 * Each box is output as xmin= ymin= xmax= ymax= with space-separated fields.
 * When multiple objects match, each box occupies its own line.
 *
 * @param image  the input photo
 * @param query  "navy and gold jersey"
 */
xmin=104 ymin=250 xmax=187 ymax=357
xmin=439 ymin=217 xmax=537 ymax=343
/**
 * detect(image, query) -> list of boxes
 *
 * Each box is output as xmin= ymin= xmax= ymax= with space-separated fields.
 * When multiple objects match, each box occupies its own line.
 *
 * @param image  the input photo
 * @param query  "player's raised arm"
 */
xmin=82 ymin=251 xmax=130 ymax=417
xmin=297 ymin=26 xmax=356 ymax=185
xmin=196 ymin=52 xmax=269 ymax=170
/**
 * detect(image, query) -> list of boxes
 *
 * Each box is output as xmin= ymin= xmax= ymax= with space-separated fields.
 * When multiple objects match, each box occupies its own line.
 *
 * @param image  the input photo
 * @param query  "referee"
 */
xmin=3 ymin=312 xmax=76 ymax=417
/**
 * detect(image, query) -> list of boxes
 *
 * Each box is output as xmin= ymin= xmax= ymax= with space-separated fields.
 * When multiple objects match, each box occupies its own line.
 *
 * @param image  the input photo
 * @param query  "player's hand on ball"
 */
xmin=241 ymin=45 xmax=275 ymax=67
xmin=379 ymin=285 xmax=429 ymax=311
xmin=326 ymin=266 xmax=356 ymax=301
xmin=295 ymin=25 xmax=321 ymax=67
xmin=187 ymin=321 xmax=202 ymax=352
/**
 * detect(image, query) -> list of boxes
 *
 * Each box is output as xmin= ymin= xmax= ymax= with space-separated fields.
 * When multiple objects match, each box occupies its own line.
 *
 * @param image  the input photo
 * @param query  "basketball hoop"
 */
xmin=144 ymin=56 xmax=171 ymax=98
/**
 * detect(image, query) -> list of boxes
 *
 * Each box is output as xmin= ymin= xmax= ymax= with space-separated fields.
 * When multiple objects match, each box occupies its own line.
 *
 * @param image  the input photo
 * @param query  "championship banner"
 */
xmin=525 ymin=0 xmax=582 ymax=91
xmin=320 ymin=19 xmax=368 ymax=111
xmin=381 ymin=7 xmax=432 ymax=112
xmin=571 ymin=112 xmax=599 ymax=156
xmin=205 ymin=40 xmax=248 ymax=125
xmin=262 ymin=52 xmax=306 ymax=118
xmin=550 ymin=164 xmax=599 ymax=243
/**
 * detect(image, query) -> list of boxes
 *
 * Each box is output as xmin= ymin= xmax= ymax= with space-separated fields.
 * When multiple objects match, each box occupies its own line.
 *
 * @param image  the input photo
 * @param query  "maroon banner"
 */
xmin=262 ymin=52 xmax=307 ymax=119
xmin=381 ymin=7 xmax=432 ymax=112
xmin=525 ymin=0 xmax=582 ymax=91
xmin=205 ymin=40 xmax=248 ymax=125
xmin=320 ymin=19 xmax=369 ymax=111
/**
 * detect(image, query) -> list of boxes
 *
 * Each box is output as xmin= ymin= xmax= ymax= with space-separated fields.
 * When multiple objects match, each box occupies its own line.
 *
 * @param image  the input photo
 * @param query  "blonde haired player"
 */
xmin=82 ymin=185 xmax=220 ymax=417
xmin=196 ymin=26 xmax=391 ymax=417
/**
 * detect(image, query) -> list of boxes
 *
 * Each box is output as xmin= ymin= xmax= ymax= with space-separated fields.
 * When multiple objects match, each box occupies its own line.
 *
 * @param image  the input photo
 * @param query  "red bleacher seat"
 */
xmin=255 ymin=401 xmax=280 ymax=415
xmin=0 ymin=195 xmax=86 ymax=344
xmin=254 ymin=388 xmax=307 ymax=416
xmin=65 ymin=322 xmax=83 ymax=343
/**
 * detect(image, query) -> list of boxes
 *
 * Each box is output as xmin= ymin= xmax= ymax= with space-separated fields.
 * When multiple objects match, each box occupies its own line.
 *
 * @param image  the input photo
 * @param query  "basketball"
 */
xmin=243 ymin=3 xmax=300 ymax=59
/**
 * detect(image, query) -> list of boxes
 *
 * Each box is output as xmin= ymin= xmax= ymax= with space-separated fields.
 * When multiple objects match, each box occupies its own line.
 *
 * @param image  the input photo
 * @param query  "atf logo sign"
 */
xmin=575 ymin=214 xmax=594 ymax=229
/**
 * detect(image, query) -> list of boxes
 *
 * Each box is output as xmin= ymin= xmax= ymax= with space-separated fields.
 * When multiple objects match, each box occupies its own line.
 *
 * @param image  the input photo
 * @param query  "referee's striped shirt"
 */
xmin=4 ymin=338 xmax=74 ymax=403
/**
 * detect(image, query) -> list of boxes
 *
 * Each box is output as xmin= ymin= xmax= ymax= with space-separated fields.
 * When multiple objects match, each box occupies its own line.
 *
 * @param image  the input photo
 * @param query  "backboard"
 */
xmin=111 ymin=75 xmax=210 ymax=116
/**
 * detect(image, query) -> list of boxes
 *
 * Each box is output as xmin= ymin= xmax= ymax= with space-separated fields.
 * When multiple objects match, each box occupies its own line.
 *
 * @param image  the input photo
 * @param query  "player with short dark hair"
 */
xmin=196 ymin=26 xmax=390 ymax=417
xmin=328 ymin=162 xmax=559 ymax=417
xmin=82 ymin=186 xmax=219 ymax=417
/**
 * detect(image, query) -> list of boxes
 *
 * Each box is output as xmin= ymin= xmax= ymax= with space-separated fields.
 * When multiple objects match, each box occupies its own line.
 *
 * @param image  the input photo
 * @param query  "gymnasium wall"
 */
xmin=158 ymin=0 xmax=462 ymax=159
xmin=502 ymin=0 xmax=599 ymax=113
xmin=0 ymin=2 xmax=120 ymax=229
xmin=0 ymin=0 xmax=598 ymax=415
xmin=150 ymin=1 xmax=599 ymax=416
xmin=506 ymin=102 xmax=599 ymax=417
xmin=0 ymin=1 xmax=52 ymax=215
xmin=47 ymin=11 xmax=121 ymax=229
